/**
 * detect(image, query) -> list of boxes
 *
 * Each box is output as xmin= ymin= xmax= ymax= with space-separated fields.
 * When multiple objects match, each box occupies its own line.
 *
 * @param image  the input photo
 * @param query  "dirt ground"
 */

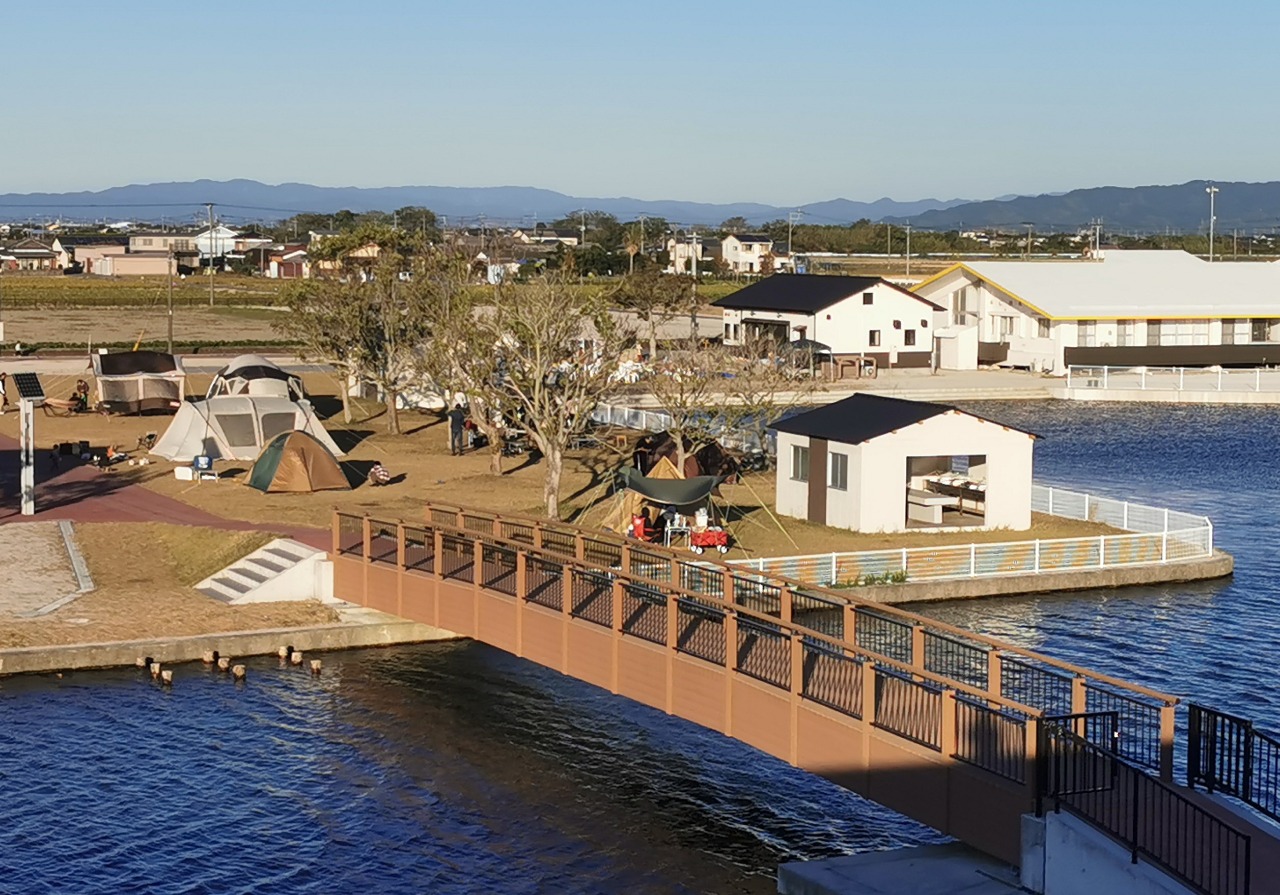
xmin=0 ymin=370 xmax=1116 ymax=561
xmin=0 ymin=523 xmax=338 ymax=649
xmin=3 ymin=306 xmax=286 ymax=349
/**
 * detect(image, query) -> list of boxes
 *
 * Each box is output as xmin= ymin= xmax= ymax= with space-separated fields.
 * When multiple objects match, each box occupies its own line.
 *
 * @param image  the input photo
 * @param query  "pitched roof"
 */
xmin=914 ymin=250 xmax=1280 ymax=319
xmin=712 ymin=274 xmax=942 ymax=314
xmin=728 ymin=233 xmax=771 ymax=243
xmin=769 ymin=393 xmax=1035 ymax=444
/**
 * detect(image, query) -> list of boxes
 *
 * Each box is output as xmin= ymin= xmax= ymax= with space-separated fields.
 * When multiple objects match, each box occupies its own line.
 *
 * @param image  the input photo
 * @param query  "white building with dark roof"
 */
xmin=720 ymin=234 xmax=773 ymax=273
xmin=771 ymin=394 xmax=1035 ymax=534
xmin=713 ymin=274 xmax=945 ymax=371
xmin=913 ymin=250 xmax=1280 ymax=372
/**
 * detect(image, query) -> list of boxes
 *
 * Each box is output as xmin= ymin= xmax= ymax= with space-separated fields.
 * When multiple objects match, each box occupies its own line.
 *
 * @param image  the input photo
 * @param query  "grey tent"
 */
xmin=91 ymin=350 xmax=187 ymax=414
xmin=206 ymin=354 xmax=305 ymax=401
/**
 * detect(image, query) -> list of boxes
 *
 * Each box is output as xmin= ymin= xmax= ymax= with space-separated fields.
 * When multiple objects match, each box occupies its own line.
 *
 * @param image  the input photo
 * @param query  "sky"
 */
xmin=4 ymin=0 xmax=1278 ymax=205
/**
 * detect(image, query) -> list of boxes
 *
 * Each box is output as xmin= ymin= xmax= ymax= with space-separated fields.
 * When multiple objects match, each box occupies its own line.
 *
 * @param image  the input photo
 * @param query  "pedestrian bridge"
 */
xmin=331 ymin=503 xmax=1275 ymax=895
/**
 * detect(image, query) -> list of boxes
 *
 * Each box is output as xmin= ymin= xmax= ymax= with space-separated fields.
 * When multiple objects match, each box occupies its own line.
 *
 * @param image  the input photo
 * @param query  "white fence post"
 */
xmin=1141 ymin=367 xmax=1147 ymax=389
xmin=830 ymin=552 xmax=837 ymax=584
xmin=1067 ymin=366 xmax=1073 ymax=388
xmin=1179 ymin=367 xmax=1185 ymax=390
xmin=901 ymin=547 xmax=908 ymax=576
xmin=1103 ymin=366 xmax=1109 ymax=389
xmin=1048 ymin=487 xmax=1055 ymax=516
xmin=969 ymin=544 xmax=976 ymax=577
xmin=1163 ymin=507 xmax=1169 ymax=531
xmin=1256 ymin=369 xmax=1262 ymax=392
xmin=1161 ymin=531 xmax=1168 ymax=563
xmin=1217 ymin=368 xmax=1223 ymax=391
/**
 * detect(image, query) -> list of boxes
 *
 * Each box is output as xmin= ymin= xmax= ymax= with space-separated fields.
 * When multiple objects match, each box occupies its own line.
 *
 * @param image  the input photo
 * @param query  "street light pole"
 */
xmin=206 ymin=202 xmax=216 ymax=306
xmin=1206 ymin=184 xmax=1220 ymax=262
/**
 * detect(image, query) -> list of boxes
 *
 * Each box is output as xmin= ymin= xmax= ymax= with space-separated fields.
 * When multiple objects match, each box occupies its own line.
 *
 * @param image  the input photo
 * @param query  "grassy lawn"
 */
xmin=2 ymin=370 xmax=1116 ymax=562
xmin=0 ymin=523 xmax=338 ymax=649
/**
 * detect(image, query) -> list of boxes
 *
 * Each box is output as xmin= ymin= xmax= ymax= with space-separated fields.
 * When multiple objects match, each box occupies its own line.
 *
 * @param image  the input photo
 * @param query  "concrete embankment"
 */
xmin=0 ymin=606 xmax=458 ymax=677
xmin=846 ymin=551 xmax=1234 ymax=606
xmin=1054 ymin=386 xmax=1280 ymax=405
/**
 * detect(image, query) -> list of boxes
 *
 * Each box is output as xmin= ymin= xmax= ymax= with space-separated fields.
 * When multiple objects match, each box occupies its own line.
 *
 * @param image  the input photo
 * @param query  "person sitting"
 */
xmin=629 ymin=510 xmax=657 ymax=542
xmin=367 ymin=462 xmax=392 ymax=486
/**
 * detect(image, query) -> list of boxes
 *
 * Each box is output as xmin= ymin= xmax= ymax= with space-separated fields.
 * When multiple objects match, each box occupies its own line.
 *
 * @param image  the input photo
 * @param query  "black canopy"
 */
xmin=617 ymin=467 xmax=724 ymax=506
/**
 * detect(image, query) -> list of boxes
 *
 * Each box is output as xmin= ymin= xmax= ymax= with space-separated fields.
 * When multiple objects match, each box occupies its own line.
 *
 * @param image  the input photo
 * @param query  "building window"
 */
xmin=868 ymin=330 xmax=881 ymax=347
xmin=1147 ymin=320 xmax=1162 ymax=346
xmin=903 ymin=329 xmax=916 ymax=346
xmin=1252 ymin=318 xmax=1272 ymax=343
xmin=1078 ymin=320 xmax=1097 ymax=347
xmin=724 ymin=322 xmax=732 ymax=340
xmin=1037 ymin=319 xmax=1050 ymax=339
xmin=863 ymin=292 xmax=874 ymax=305
xmin=1222 ymin=318 xmax=1240 ymax=345
xmin=732 ymin=323 xmax=740 ymax=341
xmin=952 ymin=286 xmax=971 ymax=326
xmin=1117 ymin=320 xmax=1135 ymax=346
xmin=791 ymin=445 xmax=809 ymax=483
xmin=996 ymin=315 xmax=1015 ymax=342
xmin=829 ymin=452 xmax=848 ymax=491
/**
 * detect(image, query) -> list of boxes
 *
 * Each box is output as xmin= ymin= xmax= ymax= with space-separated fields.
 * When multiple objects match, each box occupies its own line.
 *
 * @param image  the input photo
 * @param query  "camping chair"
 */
xmin=136 ymin=431 xmax=157 ymax=451
xmin=192 ymin=455 xmax=218 ymax=482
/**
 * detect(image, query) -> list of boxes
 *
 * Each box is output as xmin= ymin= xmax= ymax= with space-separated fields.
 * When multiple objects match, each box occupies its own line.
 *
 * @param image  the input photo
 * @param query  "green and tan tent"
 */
xmin=246 ymin=430 xmax=350 ymax=493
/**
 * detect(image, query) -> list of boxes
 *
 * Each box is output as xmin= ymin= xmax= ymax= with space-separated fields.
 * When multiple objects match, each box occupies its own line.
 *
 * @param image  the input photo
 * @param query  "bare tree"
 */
xmin=276 ymin=278 xmax=369 ymax=423
xmin=723 ymin=335 xmax=820 ymax=462
xmin=481 ymin=274 xmax=634 ymax=519
xmin=644 ymin=338 xmax=738 ymax=474
xmin=615 ymin=268 xmax=697 ymax=360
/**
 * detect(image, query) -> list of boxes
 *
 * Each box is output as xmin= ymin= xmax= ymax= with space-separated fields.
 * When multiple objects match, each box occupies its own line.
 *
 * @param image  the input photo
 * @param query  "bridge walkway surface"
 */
xmin=331 ymin=502 xmax=1280 ymax=895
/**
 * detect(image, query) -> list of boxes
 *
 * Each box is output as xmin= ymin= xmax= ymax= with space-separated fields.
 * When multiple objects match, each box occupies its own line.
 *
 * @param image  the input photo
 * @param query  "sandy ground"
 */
xmin=0 ymin=523 xmax=337 ymax=649
xmin=3 ymin=307 xmax=286 ymax=349
xmin=0 ymin=523 xmax=79 ymax=616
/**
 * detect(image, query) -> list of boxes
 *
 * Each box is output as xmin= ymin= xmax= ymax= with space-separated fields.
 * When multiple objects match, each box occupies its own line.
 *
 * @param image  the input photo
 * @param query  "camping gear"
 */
xmin=206 ymin=354 xmax=305 ymax=401
xmin=91 ymin=350 xmax=186 ymax=414
xmin=150 ymin=395 xmax=344 ymax=462
xmin=246 ymin=430 xmax=349 ymax=493
xmin=601 ymin=454 xmax=729 ymax=543
xmin=689 ymin=528 xmax=730 ymax=555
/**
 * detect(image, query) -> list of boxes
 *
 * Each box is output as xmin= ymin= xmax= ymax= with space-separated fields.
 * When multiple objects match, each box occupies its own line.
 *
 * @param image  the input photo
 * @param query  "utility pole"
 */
xmin=788 ymin=210 xmax=803 ymax=260
xmin=905 ymin=224 xmax=912 ymax=276
xmin=167 ymin=246 xmax=174 ymax=354
xmin=579 ymin=208 xmax=587 ymax=248
xmin=1233 ymin=228 xmax=1238 ymax=259
xmin=1206 ymin=184 xmax=1219 ymax=262
xmin=206 ymin=202 xmax=216 ymax=306
xmin=1022 ymin=222 xmax=1034 ymax=260
xmin=886 ymin=223 xmax=892 ymax=258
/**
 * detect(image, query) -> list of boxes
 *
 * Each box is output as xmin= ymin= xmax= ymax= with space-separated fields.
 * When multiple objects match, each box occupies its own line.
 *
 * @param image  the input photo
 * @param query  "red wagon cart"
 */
xmin=689 ymin=527 xmax=730 ymax=555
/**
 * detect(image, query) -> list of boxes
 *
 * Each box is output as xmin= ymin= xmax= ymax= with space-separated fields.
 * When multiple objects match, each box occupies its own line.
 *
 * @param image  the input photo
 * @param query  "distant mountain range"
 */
xmin=0 ymin=180 xmax=966 ymax=228
xmin=882 ymin=180 xmax=1280 ymax=234
xmin=0 ymin=178 xmax=1273 ymax=233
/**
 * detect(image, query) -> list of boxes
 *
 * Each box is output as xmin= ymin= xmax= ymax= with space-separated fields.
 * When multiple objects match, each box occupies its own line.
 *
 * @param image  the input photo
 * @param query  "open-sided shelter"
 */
xmin=206 ymin=354 xmax=305 ymax=401
xmin=151 ymin=395 xmax=344 ymax=462
xmin=246 ymin=430 xmax=350 ymax=493
xmin=91 ymin=350 xmax=186 ymax=414
xmin=770 ymin=394 xmax=1035 ymax=533
xmin=601 ymin=456 xmax=727 ymax=535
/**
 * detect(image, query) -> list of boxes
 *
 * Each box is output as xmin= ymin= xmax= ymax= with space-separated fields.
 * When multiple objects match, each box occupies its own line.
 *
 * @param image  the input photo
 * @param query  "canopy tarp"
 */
xmin=617 ymin=466 xmax=724 ymax=505
xmin=93 ymin=350 xmax=183 ymax=376
xmin=247 ymin=430 xmax=350 ymax=493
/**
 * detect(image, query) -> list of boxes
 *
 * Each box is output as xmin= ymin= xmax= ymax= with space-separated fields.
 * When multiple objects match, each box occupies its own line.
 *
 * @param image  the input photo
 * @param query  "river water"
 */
xmin=0 ymin=401 xmax=1275 ymax=893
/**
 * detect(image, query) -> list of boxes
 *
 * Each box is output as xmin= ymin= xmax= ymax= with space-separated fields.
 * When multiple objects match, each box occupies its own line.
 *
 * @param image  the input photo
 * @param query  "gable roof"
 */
xmin=913 ymin=251 xmax=1280 ymax=320
xmin=712 ymin=274 xmax=943 ymax=314
xmin=727 ymin=233 xmax=771 ymax=243
xmin=769 ymin=393 xmax=1035 ymax=444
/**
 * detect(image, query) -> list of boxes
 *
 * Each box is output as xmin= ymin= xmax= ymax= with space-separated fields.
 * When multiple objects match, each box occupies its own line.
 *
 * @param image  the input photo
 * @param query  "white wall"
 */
xmin=854 ymin=411 xmax=1033 ymax=532
xmin=1021 ymin=812 xmax=1195 ymax=895
xmin=774 ymin=431 xmax=812 ymax=520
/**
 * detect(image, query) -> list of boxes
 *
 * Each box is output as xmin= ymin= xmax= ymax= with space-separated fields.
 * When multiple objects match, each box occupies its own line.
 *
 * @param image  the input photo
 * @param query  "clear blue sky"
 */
xmin=5 ymin=0 xmax=1275 ymax=204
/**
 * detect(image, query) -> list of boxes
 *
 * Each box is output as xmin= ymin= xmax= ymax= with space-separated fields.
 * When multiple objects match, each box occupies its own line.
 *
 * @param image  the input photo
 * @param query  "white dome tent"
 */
xmin=150 ymin=395 xmax=344 ymax=462
xmin=206 ymin=354 xmax=305 ymax=402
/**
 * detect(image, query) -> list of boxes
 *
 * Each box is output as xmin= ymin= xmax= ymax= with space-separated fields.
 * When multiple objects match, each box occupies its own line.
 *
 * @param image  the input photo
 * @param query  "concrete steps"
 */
xmin=197 ymin=539 xmax=335 ymax=605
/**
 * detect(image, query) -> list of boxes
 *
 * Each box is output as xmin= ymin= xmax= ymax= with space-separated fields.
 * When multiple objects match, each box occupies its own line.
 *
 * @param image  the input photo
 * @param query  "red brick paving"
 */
xmin=0 ymin=434 xmax=329 ymax=549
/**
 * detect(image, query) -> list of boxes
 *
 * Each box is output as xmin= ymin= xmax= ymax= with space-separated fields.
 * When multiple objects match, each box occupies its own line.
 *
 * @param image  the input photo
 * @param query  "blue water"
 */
xmin=1 ymin=400 xmax=1277 ymax=893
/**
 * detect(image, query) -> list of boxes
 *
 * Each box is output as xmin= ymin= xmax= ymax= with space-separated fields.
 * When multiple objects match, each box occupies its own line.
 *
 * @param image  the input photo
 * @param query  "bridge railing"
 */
xmin=1041 ymin=716 xmax=1252 ymax=895
xmin=1189 ymin=704 xmax=1280 ymax=826
xmin=340 ymin=509 xmax=1045 ymax=788
xmin=408 ymin=501 xmax=1181 ymax=774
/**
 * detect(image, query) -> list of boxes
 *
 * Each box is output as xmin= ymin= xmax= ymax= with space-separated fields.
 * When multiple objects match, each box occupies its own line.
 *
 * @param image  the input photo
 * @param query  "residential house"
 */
xmin=770 ymin=393 xmax=1035 ymax=534
xmin=268 ymin=246 xmax=310 ymax=279
xmin=511 ymin=225 xmax=581 ymax=247
xmin=1 ymin=237 xmax=57 ymax=271
xmin=129 ymin=231 xmax=198 ymax=254
xmin=719 ymin=234 xmax=773 ymax=274
xmin=51 ymin=235 xmax=129 ymax=269
xmin=194 ymin=225 xmax=240 ymax=258
xmin=72 ymin=244 xmax=129 ymax=274
xmin=96 ymin=253 xmax=176 ymax=277
xmin=912 ymin=250 xmax=1280 ymax=372
xmin=665 ymin=235 xmax=719 ymax=275
xmin=713 ymin=274 xmax=945 ymax=370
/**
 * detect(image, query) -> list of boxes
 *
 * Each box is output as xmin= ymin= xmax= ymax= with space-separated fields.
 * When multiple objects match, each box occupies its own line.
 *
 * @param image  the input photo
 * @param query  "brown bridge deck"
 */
xmin=330 ymin=503 xmax=1275 ymax=894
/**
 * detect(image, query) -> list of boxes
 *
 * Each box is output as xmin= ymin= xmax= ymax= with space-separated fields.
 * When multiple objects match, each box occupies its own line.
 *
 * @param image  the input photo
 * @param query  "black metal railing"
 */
xmin=1040 ymin=718 xmax=1251 ymax=895
xmin=801 ymin=640 xmax=863 ymax=719
xmin=955 ymin=697 xmax=1027 ymax=783
xmin=736 ymin=617 xmax=790 ymax=689
xmin=1190 ymin=704 xmax=1280 ymax=824
xmin=1000 ymin=655 xmax=1074 ymax=717
xmin=925 ymin=631 xmax=989 ymax=692
xmin=620 ymin=582 xmax=667 ymax=645
xmin=855 ymin=608 xmax=913 ymax=664
xmin=874 ymin=666 xmax=942 ymax=750
xmin=675 ymin=598 xmax=726 ymax=665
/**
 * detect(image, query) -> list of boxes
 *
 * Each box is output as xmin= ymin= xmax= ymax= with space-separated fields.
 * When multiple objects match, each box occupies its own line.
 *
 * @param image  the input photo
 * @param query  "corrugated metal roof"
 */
xmin=931 ymin=251 xmax=1280 ymax=319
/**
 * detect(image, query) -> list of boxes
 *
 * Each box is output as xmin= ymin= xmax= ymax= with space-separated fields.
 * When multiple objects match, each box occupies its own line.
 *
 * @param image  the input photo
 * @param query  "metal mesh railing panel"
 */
xmin=736 ymin=618 xmax=790 ymax=690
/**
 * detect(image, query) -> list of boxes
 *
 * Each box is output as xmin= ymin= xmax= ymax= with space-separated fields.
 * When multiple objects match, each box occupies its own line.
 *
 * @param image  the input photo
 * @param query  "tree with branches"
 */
xmin=614 ymin=268 xmax=697 ymax=360
xmin=480 ymin=275 xmax=634 ymax=518
xmin=276 ymin=278 xmax=368 ymax=423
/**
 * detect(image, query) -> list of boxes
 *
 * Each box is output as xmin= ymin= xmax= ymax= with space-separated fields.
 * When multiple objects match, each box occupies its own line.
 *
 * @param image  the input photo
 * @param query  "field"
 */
xmin=4 ymin=370 xmax=1116 ymax=562
xmin=0 ymin=272 xmax=287 ymax=308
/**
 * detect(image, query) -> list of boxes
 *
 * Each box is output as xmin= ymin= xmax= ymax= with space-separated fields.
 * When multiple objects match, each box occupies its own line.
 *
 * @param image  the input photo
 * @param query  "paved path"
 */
xmin=0 ymin=523 xmax=78 ymax=617
xmin=0 ymin=435 xmax=328 ymax=550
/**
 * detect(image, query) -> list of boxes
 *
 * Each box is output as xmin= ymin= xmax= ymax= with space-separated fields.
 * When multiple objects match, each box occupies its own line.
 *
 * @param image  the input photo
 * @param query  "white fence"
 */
xmin=730 ymin=484 xmax=1215 ymax=586
xmin=1067 ymin=365 xmax=1280 ymax=394
xmin=590 ymin=401 xmax=774 ymax=453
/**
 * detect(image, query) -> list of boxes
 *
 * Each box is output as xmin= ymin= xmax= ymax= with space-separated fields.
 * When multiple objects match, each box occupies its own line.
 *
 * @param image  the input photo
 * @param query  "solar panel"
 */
xmin=11 ymin=372 xmax=44 ymax=401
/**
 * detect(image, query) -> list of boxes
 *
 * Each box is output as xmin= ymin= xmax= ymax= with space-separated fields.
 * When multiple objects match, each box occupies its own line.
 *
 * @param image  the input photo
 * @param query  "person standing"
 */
xmin=0 ymin=372 xmax=9 ymax=415
xmin=447 ymin=403 xmax=467 ymax=455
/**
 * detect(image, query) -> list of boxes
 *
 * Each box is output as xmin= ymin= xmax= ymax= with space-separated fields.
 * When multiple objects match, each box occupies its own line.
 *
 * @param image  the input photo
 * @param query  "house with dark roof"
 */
xmin=769 ymin=393 xmax=1035 ymax=533
xmin=713 ymin=274 xmax=946 ymax=372
xmin=720 ymin=233 xmax=773 ymax=273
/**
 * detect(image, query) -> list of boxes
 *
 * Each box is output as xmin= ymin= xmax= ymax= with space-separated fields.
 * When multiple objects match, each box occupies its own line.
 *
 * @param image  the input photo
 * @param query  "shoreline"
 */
xmin=0 ymin=604 xmax=458 ymax=678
